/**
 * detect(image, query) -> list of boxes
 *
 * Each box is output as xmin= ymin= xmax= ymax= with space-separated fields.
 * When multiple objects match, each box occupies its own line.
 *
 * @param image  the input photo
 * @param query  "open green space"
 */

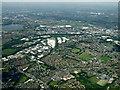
xmin=100 ymin=56 xmax=111 ymax=61
xmin=109 ymin=85 xmax=120 ymax=90
xmin=41 ymin=64 xmax=48 ymax=69
xmin=97 ymin=79 xmax=108 ymax=86
xmin=72 ymin=72 xmax=101 ymax=88
xmin=69 ymin=71 xmax=74 ymax=74
xmin=71 ymin=48 xmax=80 ymax=53
xmin=87 ymin=74 xmax=95 ymax=78
xmin=89 ymin=77 xmax=100 ymax=84
xmin=68 ymin=39 xmax=73 ymax=42
xmin=19 ymin=75 xmax=29 ymax=83
xmin=49 ymin=81 xmax=58 ymax=87
xmin=2 ymin=49 xmax=17 ymax=56
xmin=76 ymin=52 xmax=95 ymax=61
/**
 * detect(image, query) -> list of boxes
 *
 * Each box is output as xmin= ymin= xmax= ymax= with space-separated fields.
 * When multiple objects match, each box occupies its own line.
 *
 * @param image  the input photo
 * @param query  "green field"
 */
xmin=100 ymin=56 xmax=111 ymax=61
xmin=2 ymin=49 xmax=17 ymax=56
xmin=89 ymin=77 xmax=100 ymax=84
xmin=76 ymin=52 xmax=95 ymax=61
xmin=19 ymin=75 xmax=29 ymax=83
xmin=87 ymin=74 xmax=95 ymax=78
xmin=97 ymin=79 xmax=108 ymax=86
xmin=41 ymin=64 xmax=48 ymax=69
xmin=71 ymin=48 xmax=80 ymax=53
xmin=49 ymin=81 xmax=58 ymax=87
xmin=72 ymin=72 xmax=101 ymax=88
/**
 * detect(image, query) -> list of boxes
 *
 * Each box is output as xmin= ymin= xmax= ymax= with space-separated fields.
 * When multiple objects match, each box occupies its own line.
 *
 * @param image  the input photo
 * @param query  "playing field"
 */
xmin=100 ymin=56 xmax=111 ymax=61
xmin=19 ymin=75 xmax=29 ymax=83
xmin=97 ymin=79 xmax=108 ymax=86
xmin=89 ymin=77 xmax=100 ymax=84
xmin=49 ymin=81 xmax=58 ymax=86
xmin=71 ymin=48 xmax=80 ymax=53
xmin=2 ymin=49 xmax=17 ymax=56
xmin=76 ymin=52 xmax=95 ymax=61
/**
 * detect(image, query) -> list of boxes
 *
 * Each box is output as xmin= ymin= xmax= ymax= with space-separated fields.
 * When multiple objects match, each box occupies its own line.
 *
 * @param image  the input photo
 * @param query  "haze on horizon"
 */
xmin=2 ymin=0 xmax=120 ymax=2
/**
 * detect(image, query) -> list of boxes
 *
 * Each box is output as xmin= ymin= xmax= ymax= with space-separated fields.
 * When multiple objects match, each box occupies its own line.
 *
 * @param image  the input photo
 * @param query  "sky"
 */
xmin=1 ymin=0 xmax=120 ymax=2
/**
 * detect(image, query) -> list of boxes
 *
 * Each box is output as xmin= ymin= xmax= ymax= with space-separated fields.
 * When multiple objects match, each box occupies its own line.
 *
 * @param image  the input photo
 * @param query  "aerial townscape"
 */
xmin=1 ymin=2 xmax=120 ymax=89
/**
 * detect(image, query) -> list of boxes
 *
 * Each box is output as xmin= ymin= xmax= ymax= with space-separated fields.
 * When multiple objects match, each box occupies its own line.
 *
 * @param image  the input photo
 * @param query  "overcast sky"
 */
xmin=2 ymin=0 xmax=120 ymax=2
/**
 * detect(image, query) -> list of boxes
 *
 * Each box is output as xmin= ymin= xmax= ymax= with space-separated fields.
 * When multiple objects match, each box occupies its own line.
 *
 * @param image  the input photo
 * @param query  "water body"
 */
xmin=1 ymin=25 xmax=23 ymax=31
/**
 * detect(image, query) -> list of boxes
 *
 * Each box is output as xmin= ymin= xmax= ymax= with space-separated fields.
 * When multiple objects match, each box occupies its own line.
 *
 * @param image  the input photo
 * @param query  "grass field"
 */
xmin=100 ymin=56 xmax=111 ymax=61
xmin=49 ymin=81 xmax=58 ymax=86
xmin=41 ymin=64 xmax=48 ymax=69
xmin=2 ymin=49 xmax=17 ymax=56
xmin=19 ymin=75 xmax=29 ymax=83
xmin=89 ymin=77 xmax=100 ymax=84
xmin=73 ymin=72 xmax=101 ymax=88
xmin=76 ymin=52 xmax=95 ymax=61
xmin=87 ymin=74 xmax=95 ymax=78
xmin=97 ymin=79 xmax=108 ymax=86
xmin=71 ymin=48 xmax=80 ymax=53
